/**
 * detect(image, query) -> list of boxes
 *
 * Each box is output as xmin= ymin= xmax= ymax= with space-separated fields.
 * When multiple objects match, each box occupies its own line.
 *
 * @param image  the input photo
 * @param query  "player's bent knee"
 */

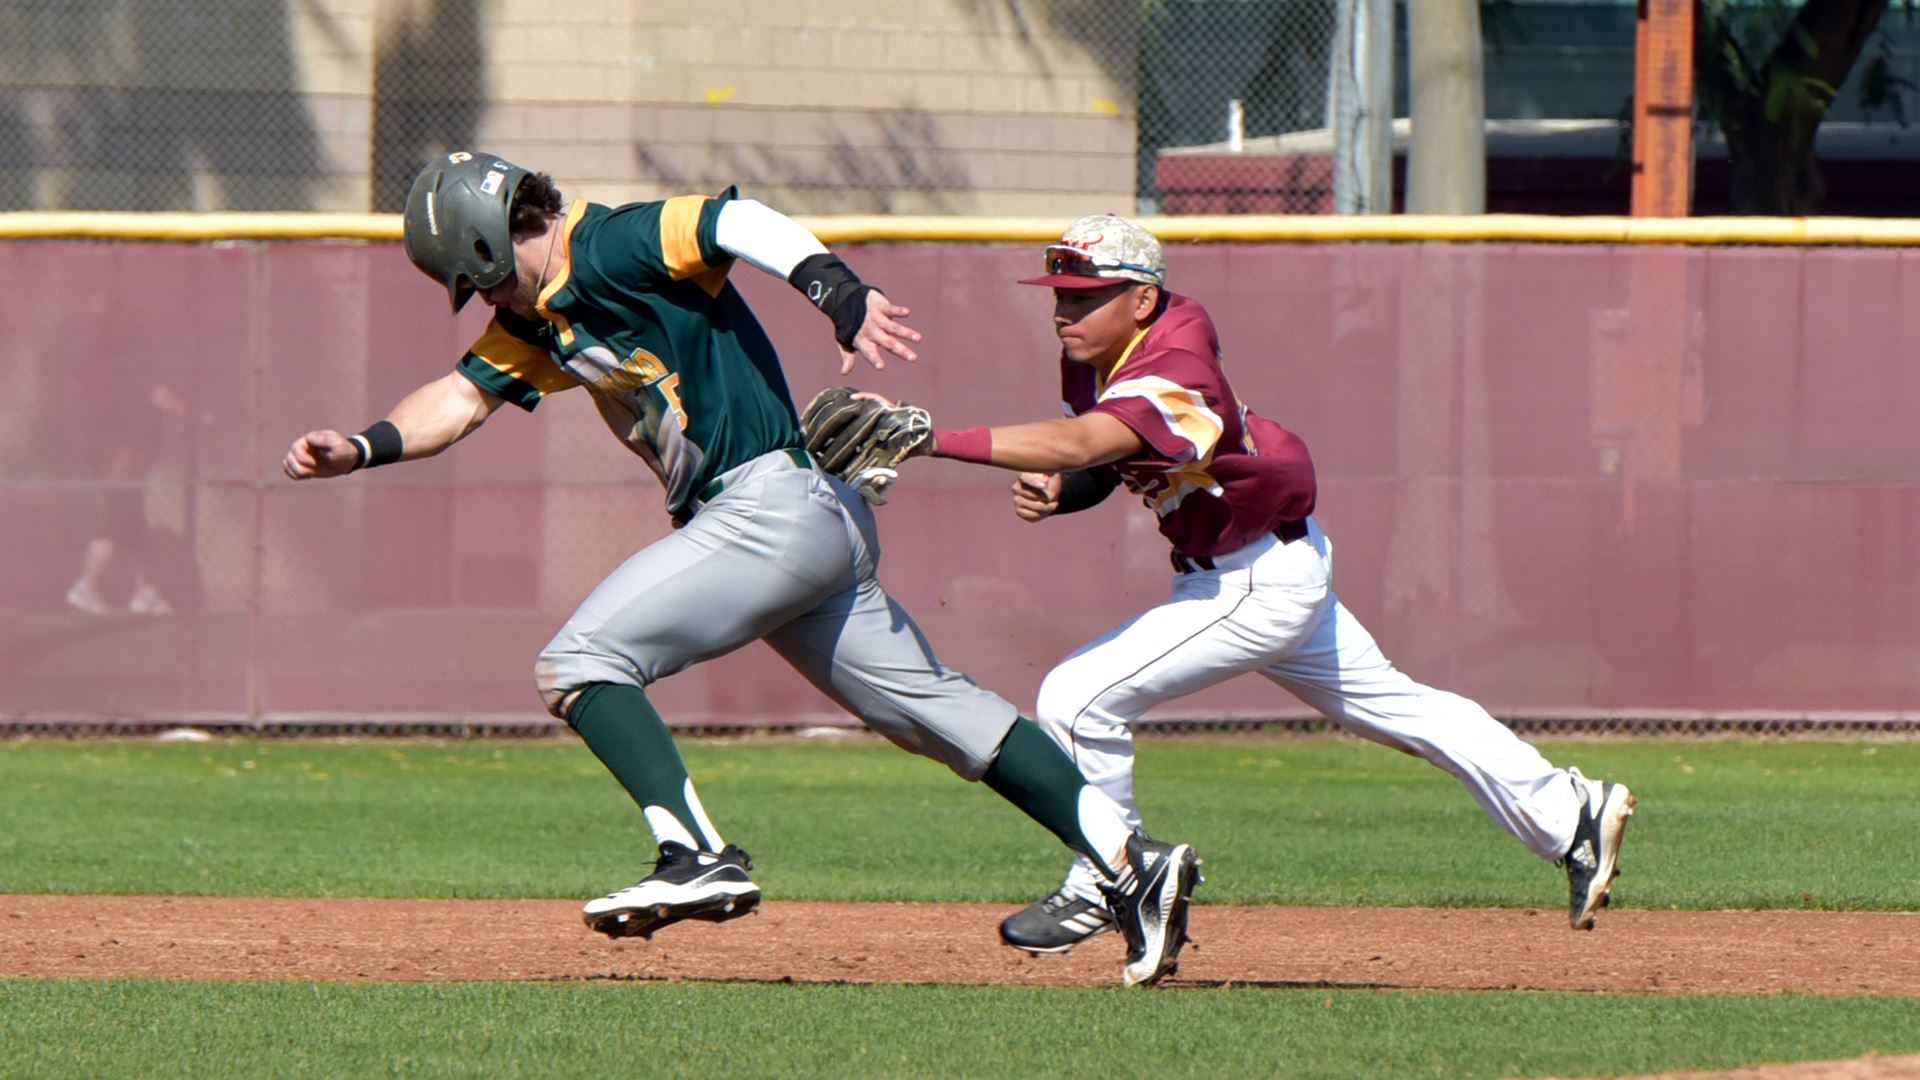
xmin=536 ymin=646 xmax=653 ymax=720
xmin=533 ymin=657 xmax=574 ymax=719
xmin=1034 ymin=669 xmax=1093 ymax=738
xmin=534 ymin=653 xmax=619 ymax=720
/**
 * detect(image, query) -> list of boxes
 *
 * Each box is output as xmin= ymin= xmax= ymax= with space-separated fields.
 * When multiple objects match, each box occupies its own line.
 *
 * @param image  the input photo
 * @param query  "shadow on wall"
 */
xmin=996 ymin=0 xmax=1138 ymax=81
xmin=0 ymin=102 xmax=29 ymax=208
xmin=628 ymin=0 xmax=1139 ymax=212
xmin=0 ymin=2 xmax=323 ymax=211
xmin=371 ymin=0 xmax=484 ymax=211
xmin=0 ymin=1 xmax=1125 ymax=213
xmin=643 ymin=110 xmax=975 ymax=214
xmin=0 ymin=0 xmax=484 ymax=212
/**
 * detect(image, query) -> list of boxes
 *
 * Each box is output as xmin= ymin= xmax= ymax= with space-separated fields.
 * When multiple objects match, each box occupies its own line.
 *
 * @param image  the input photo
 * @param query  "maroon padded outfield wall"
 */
xmin=2 ymin=239 xmax=1916 ymax=727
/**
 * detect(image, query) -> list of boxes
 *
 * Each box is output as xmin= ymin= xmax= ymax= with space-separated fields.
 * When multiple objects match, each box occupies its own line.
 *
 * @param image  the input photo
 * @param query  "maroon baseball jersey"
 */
xmin=1062 ymin=292 xmax=1317 ymax=558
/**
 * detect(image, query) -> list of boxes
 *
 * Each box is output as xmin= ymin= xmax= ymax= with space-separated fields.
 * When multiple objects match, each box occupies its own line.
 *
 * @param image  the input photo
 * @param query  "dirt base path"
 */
xmin=4 ymin=895 xmax=1917 ymax=994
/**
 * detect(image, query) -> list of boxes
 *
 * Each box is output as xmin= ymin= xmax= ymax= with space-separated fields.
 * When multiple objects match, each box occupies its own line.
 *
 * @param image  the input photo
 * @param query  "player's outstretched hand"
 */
xmin=283 ymin=430 xmax=359 ymax=480
xmin=1012 ymin=472 xmax=1062 ymax=522
xmin=838 ymin=289 xmax=922 ymax=375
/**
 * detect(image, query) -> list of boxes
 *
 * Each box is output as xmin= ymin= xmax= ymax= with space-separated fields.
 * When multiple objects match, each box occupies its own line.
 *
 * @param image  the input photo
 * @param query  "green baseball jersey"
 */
xmin=456 ymin=187 xmax=804 ymax=515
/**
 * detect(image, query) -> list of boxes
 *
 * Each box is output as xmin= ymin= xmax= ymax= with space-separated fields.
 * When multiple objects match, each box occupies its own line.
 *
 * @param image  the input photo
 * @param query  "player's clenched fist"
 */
xmin=283 ymin=430 xmax=359 ymax=480
xmin=1012 ymin=472 xmax=1062 ymax=522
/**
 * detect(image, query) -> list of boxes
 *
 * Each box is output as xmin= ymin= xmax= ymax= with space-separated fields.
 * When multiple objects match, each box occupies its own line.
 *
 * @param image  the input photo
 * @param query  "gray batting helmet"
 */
xmin=403 ymin=151 xmax=531 ymax=312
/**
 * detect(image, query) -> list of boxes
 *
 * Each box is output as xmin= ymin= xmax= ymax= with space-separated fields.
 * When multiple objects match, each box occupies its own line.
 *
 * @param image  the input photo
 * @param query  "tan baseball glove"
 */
xmin=800 ymin=386 xmax=933 ymax=505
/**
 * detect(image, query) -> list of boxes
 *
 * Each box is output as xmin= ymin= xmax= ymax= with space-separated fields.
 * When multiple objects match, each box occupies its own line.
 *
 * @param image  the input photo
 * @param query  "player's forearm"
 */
xmin=977 ymin=420 xmax=1104 ymax=471
xmin=379 ymin=372 xmax=499 ymax=460
xmin=932 ymin=416 xmax=1139 ymax=472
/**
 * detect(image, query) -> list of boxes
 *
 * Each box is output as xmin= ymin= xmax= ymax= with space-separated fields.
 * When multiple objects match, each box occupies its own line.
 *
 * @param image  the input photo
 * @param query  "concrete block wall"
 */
xmin=2 ymin=0 xmax=1138 ymax=216
xmin=476 ymin=1 xmax=1136 ymax=214
xmin=1 ymin=0 xmax=378 ymax=210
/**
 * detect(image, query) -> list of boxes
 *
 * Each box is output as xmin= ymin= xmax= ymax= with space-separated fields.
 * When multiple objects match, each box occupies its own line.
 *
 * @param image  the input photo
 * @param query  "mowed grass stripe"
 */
xmin=1 ymin=737 xmax=1915 ymax=909
xmin=3 ymin=979 xmax=1919 ymax=1080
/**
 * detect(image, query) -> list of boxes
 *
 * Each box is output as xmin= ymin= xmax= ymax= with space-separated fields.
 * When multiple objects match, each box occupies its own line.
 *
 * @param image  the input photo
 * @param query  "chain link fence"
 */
xmin=12 ymin=3 xmax=1920 ymax=218
xmin=1140 ymin=0 xmax=1339 ymax=213
xmin=2 ymin=0 xmax=320 ymax=211
xmin=0 ymin=0 xmax=1347 ymax=216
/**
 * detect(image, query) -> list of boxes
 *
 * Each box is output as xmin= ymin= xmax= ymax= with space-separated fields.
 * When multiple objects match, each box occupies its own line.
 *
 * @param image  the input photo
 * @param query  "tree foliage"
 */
xmin=1694 ymin=0 xmax=1895 ymax=213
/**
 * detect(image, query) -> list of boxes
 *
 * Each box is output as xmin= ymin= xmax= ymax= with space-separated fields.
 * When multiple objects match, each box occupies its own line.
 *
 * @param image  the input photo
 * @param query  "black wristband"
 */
xmin=788 ymin=253 xmax=876 ymax=350
xmin=1055 ymin=466 xmax=1119 ymax=515
xmin=348 ymin=420 xmax=404 ymax=471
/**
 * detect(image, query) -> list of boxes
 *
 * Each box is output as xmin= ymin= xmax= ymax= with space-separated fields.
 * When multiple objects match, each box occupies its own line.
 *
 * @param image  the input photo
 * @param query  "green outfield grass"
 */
xmin=4 ymin=979 xmax=1918 ymax=1080
xmin=1 ymin=735 xmax=1914 ymax=909
xmin=4 ymin=734 xmax=1917 ymax=1079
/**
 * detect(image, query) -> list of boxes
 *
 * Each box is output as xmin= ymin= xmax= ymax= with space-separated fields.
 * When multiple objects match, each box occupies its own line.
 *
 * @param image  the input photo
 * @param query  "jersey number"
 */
xmin=655 ymin=373 xmax=685 ymax=430
xmin=620 ymin=349 xmax=687 ymax=431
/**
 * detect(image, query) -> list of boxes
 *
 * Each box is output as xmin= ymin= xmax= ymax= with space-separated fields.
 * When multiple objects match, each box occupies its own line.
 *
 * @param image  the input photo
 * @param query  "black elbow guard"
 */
xmin=789 ymin=253 xmax=876 ymax=350
xmin=1055 ymin=466 xmax=1119 ymax=514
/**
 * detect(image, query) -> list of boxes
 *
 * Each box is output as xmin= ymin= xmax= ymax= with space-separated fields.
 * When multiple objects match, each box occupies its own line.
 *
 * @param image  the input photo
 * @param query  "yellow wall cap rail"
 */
xmin=0 ymin=212 xmax=402 ymax=241
xmin=8 ymin=211 xmax=1920 ymax=246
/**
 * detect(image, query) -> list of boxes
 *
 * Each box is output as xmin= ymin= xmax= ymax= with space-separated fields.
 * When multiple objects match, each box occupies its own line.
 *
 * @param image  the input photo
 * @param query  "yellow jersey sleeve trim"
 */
xmin=469 ymin=320 xmax=576 ymax=399
xmin=660 ymin=195 xmax=712 ymax=280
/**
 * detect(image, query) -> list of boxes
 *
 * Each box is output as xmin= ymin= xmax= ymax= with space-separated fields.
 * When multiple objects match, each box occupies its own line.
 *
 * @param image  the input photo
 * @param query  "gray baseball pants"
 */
xmin=534 ymin=448 xmax=1016 ymax=779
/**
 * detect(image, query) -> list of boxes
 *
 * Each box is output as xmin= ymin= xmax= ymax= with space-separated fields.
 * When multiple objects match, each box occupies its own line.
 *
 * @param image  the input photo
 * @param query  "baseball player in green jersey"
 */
xmin=280 ymin=151 xmax=1198 ymax=987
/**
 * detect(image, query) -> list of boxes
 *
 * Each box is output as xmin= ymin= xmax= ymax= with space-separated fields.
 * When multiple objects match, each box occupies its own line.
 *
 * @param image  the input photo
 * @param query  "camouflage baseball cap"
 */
xmin=1018 ymin=213 xmax=1166 ymax=289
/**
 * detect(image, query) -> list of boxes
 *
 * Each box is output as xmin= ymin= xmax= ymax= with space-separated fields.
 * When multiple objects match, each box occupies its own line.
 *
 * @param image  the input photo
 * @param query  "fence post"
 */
xmin=1331 ymin=0 xmax=1393 ymax=214
xmin=1631 ymin=0 xmax=1696 ymax=217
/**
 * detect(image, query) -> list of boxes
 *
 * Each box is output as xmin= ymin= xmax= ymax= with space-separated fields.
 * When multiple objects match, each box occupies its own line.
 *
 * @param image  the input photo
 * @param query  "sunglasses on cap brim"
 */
xmin=1041 ymin=248 xmax=1160 ymax=281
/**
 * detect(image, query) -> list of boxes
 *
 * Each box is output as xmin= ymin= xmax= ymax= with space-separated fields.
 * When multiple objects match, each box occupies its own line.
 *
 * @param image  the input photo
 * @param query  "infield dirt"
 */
xmin=5 ymin=895 xmax=1916 ymax=994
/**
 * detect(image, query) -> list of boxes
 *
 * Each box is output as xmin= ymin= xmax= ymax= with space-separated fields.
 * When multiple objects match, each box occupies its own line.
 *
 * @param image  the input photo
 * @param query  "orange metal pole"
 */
xmin=1632 ymin=0 xmax=1697 ymax=216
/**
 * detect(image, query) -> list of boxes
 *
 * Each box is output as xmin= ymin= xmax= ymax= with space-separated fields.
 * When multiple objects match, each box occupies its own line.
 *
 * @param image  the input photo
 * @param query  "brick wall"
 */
xmin=2 ymin=1 xmax=1138 ymax=216
xmin=476 ymin=2 xmax=1136 ymax=213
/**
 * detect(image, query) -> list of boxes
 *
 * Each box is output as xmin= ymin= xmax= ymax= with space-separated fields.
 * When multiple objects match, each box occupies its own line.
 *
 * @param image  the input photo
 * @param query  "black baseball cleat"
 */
xmin=1561 ymin=768 xmax=1636 ymax=930
xmin=583 ymin=842 xmax=762 ymax=940
xmin=999 ymin=887 xmax=1115 ymax=954
xmin=1099 ymin=833 xmax=1201 ymax=987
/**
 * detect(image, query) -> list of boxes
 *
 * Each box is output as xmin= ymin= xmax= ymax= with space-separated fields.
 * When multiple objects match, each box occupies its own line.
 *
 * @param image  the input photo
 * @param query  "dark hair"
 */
xmin=508 ymin=172 xmax=564 ymax=238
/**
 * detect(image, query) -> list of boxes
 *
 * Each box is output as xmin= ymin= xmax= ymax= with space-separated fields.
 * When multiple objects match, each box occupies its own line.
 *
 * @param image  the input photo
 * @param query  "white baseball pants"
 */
xmin=1036 ymin=518 xmax=1584 ymax=903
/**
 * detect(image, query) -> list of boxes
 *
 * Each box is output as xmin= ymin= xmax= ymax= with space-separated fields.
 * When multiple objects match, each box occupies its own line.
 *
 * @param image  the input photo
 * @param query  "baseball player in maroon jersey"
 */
xmin=875 ymin=214 xmax=1636 ymax=953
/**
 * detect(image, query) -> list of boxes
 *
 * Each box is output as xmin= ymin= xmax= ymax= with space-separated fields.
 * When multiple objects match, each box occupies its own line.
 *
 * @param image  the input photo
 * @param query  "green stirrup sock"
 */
xmin=566 ymin=682 xmax=718 ymax=852
xmin=983 ymin=717 xmax=1119 ymax=879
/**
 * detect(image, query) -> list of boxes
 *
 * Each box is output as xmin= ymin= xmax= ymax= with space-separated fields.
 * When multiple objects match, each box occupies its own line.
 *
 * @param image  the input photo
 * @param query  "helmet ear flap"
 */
xmin=448 ymin=275 xmax=477 ymax=313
